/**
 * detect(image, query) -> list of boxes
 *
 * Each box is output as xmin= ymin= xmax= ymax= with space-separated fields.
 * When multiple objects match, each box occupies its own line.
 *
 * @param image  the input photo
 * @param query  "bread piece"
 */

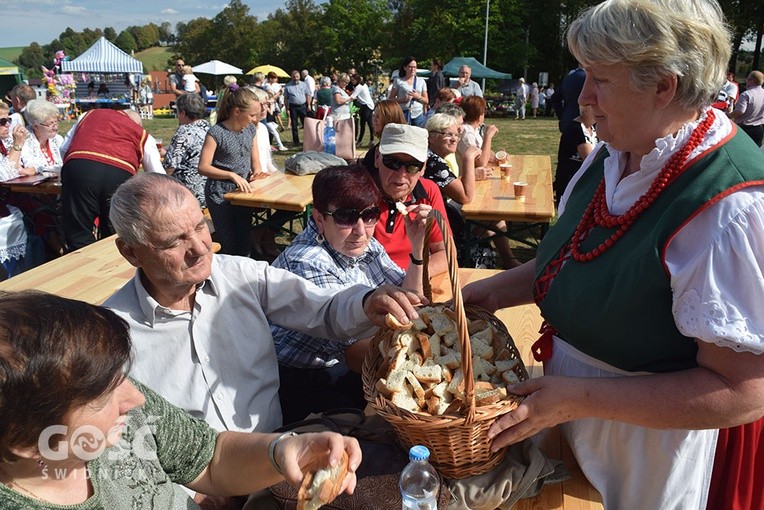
xmin=468 ymin=319 xmax=489 ymax=335
xmin=388 ymin=347 xmax=408 ymax=374
xmin=429 ymin=311 xmax=456 ymax=336
xmin=436 ymin=351 xmax=461 ymax=370
xmin=471 ymin=326 xmax=494 ymax=346
xmin=428 ymin=333 xmax=442 ymax=358
xmin=473 ymin=356 xmax=497 ymax=381
xmin=385 ymin=313 xmax=412 ymax=330
xmin=297 ymin=451 xmax=349 ymax=510
xmin=392 ymin=390 xmax=422 ymax=413
xmin=404 ymin=371 xmax=426 ymax=407
xmin=475 ymin=387 xmax=506 ymax=406
xmin=377 ymin=369 xmax=407 ymax=397
xmin=470 ymin=337 xmax=494 ymax=361
xmin=501 ymin=370 xmax=520 ymax=385
xmin=495 ymin=359 xmax=520 ymax=374
xmin=417 ymin=333 xmax=432 ymax=359
xmin=442 ymin=330 xmax=459 ymax=348
xmin=446 ymin=368 xmax=465 ymax=396
xmin=412 ymin=362 xmax=443 ymax=384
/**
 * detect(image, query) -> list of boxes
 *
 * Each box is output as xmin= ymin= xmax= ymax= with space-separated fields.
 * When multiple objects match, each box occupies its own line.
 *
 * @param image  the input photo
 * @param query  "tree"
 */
xmin=261 ymin=0 xmax=325 ymax=73
xmin=115 ymin=30 xmax=137 ymax=54
xmin=319 ymin=0 xmax=392 ymax=74
xmin=104 ymin=27 xmax=117 ymax=42
xmin=16 ymin=42 xmax=46 ymax=78
xmin=158 ymin=22 xmax=174 ymax=45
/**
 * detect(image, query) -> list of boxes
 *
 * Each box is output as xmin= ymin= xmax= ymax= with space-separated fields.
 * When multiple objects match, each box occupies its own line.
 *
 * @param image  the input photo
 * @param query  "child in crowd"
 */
xmin=182 ymin=65 xmax=200 ymax=94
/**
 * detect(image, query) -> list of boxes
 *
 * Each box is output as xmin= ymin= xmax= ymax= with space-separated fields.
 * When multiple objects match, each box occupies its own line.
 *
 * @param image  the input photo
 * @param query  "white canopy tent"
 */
xmin=61 ymin=37 xmax=144 ymax=74
xmin=192 ymin=60 xmax=242 ymax=76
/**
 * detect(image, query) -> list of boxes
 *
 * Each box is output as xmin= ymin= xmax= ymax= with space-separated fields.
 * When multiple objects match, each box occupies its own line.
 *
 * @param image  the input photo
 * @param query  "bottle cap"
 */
xmin=326 ymin=116 xmax=334 ymax=128
xmin=409 ymin=445 xmax=430 ymax=462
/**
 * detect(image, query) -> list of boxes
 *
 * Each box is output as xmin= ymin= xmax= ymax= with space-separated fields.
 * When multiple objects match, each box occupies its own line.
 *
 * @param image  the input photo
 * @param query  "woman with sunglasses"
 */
xmin=271 ymin=165 xmax=430 ymax=423
xmin=19 ymin=99 xmax=63 ymax=176
xmin=0 ymin=101 xmax=35 ymax=181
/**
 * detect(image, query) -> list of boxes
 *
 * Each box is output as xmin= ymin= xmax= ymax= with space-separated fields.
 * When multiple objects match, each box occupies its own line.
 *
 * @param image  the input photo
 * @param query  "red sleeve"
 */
xmin=420 ymin=179 xmax=450 ymax=244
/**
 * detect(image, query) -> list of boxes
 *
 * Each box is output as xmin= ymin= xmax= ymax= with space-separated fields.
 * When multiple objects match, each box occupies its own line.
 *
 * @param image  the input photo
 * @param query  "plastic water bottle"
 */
xmin=323 ymin=116 xmax=337 ymax=155
xmin=400 ymin=445 xmax=439 ymax=510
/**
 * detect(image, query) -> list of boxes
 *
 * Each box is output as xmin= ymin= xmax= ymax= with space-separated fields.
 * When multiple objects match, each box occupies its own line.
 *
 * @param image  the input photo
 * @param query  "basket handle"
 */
xmin=422 ymin=209 xmax=476 ymax=422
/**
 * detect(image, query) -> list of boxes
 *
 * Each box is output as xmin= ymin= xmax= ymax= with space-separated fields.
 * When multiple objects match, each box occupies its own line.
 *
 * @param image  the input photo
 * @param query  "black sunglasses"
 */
xmin=0 ymin=118 xmax=10 ymax=126
xmin=382 ymin=155 xmax=422 ymax=175
xmin=324 ymin=206 xmax=381 ymax=228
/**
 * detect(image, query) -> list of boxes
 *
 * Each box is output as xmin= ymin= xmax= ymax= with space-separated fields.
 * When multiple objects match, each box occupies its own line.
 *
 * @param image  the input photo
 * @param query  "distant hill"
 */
xmin=135 ymin=46 xmax=174 ymax=72
xmin=0 ymin=47 xmax=23 ymax=63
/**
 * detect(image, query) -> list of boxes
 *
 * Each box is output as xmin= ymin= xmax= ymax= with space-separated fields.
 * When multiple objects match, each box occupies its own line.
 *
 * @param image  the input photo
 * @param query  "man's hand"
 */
xmin=363 ymin=284 xmax=428 ymax=327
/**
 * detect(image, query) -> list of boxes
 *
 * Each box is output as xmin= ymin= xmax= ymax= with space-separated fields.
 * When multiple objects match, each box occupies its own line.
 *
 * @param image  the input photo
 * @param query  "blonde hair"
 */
xmin=217 ymin=86 xmax=258 ymax=123
xmin=567 ymin=0 xmax=731 ymax=110
xmin=182 ymin=65 xmax=193 ymax=75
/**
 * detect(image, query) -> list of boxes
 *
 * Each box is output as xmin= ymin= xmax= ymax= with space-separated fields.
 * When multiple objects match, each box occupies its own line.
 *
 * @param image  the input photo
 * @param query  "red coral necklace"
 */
xmin=570 ymin=109 xmax=715 ymax=263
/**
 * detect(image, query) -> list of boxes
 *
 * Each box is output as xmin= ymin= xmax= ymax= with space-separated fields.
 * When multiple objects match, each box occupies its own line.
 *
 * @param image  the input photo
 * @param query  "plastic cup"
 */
xmin=495 ymin=150 xmax=508 ymax=163
xmin=155 ymin=138 xmax=163 ymax=151
xmin=499 ymin=163 xmax=512 ymax=180
xmin=513 ymin=181 xmax=528 ymax=200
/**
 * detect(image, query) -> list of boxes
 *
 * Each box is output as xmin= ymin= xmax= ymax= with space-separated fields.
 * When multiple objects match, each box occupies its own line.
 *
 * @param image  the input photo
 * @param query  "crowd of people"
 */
xmin=0 ymin=0 xmax=763 ymax=508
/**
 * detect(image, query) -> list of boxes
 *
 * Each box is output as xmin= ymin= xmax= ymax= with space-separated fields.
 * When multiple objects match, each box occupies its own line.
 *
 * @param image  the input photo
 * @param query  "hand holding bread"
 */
xmin=274 ymin=432 xmax=361 ymax=508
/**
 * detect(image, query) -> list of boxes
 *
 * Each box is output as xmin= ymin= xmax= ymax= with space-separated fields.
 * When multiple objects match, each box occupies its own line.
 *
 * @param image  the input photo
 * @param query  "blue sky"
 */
xmin=2 ymin=0 xmax=290 ymax=48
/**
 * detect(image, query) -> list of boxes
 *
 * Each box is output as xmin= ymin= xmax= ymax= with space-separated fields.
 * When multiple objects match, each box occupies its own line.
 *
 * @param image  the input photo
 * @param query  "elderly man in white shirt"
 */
xmin=104 ymin=173 xmax=425 ymax=433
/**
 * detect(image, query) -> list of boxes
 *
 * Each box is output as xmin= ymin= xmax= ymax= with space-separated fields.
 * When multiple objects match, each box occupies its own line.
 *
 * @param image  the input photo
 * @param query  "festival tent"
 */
xmin=442 ymin=57 xmax=511 ymax=80
xmin=193 ymin=60 xmax=242 ymax=76
xmin=0 ymin=57 xmax=26 ymax=98
xmin=61 ymin=37 xmax=144 ymax=74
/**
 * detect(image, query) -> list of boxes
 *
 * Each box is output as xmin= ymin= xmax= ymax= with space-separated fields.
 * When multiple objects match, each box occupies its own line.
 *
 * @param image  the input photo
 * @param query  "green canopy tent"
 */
xmin=442 ymin=57 xmax=511 ymax=80
xmin=0 ymin=57 xmax=27 ymax=99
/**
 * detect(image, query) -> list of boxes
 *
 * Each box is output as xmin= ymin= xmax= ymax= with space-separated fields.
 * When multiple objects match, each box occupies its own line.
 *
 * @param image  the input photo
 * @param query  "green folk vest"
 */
xmin=535 ymin=130 xmax=764 ymax=373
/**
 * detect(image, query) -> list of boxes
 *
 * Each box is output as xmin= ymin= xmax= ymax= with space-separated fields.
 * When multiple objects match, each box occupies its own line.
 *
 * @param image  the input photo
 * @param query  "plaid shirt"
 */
xmin=270 ymin=219 xmax=405 ymax=368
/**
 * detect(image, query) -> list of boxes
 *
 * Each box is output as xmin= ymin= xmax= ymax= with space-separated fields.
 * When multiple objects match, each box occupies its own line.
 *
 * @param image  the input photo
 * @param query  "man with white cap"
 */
xmin=364 ymin=123 xmax=448 ymax=276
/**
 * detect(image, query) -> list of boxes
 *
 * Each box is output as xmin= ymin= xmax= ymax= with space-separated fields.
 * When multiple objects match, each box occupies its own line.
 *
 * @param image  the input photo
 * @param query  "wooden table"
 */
xmin=460 ymin=155 xmax=555 ymax=259
xmin=0 ymin=178 xmax=62 ymax=196
xmin=0 ymin=235 xmax=133 ymax=304
xmin=430 ymin=269 xmax=603 ymax=510
xmin=224 ymin=172 xmax=315 ymax=236
xmin=0 ymin=244 xmax=602 ymax=509
xmin=461 ymin=155 xmax=555 ymax=224
xmin=224 ymin=172 xmax=315 ymax=212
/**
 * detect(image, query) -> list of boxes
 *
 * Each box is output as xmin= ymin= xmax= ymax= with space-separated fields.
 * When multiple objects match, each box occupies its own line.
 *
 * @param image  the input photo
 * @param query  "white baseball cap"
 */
xmin=379 ymin=124 xmax=428 ymax=164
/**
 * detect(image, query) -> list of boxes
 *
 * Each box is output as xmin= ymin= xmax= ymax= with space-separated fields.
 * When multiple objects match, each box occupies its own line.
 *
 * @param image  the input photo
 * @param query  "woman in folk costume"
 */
xmin=463 ymin=0 xmax=764 ymax=508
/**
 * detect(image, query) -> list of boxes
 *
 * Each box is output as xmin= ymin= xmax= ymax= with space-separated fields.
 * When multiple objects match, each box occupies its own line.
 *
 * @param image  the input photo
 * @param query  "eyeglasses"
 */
xmin=176 ymin=63 xmax=184 ymax=67
xmin=39 ymin=120 xmax=59 ymax=129
xmin=0 ymin=118 xmax=10 ymax=126
xmin=382 ymin=155 xmax=422 ymax=175
xmin=324 ymin=206 xmax=381 ymax=228
xmin=432 ymin=130 xmax=461 ymax=141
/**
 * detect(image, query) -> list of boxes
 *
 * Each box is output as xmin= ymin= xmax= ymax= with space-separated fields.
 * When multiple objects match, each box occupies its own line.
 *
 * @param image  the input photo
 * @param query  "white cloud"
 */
xmin=60 ymin=5 xmax=87 ymax=14
xmin=160 ymin=8 xmax=178 ymax=14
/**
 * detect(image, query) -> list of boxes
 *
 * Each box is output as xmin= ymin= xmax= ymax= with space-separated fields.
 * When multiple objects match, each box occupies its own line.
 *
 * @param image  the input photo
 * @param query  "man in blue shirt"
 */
xmin=283 ymin=70 xmax=313 ymax=146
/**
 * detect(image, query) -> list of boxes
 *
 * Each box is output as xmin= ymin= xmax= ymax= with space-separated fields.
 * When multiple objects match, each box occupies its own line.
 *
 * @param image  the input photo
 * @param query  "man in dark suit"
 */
xmin=551 ymin=66 xmax=586 ymax=133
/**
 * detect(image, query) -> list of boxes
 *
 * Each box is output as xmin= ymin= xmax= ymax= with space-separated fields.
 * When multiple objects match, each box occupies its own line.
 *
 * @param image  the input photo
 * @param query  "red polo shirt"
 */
xmin=374 ymin=178 xmax=449 ymax=269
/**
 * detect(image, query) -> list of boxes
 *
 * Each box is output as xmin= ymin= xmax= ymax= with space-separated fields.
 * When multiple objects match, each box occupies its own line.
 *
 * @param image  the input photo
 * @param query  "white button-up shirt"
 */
xmin=105 ymin=254 xmax=375 ymax=433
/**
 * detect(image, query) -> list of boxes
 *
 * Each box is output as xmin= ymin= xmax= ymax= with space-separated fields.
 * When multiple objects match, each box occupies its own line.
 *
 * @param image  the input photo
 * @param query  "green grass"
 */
xmin=0 ymin=47 xmax=23 ymax=63
xmin=134 ymin=46 xmax=174 ymax=72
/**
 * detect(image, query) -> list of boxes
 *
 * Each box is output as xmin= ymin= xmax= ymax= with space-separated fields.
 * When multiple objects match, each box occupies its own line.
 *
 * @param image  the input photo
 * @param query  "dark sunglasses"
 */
xmin=0 ymin=118 xmax=10 ymax=126
xmin=382 ymin=155 xmax=422 ymax=175
xmin=324 ymin=206 xmax=381 ymax=228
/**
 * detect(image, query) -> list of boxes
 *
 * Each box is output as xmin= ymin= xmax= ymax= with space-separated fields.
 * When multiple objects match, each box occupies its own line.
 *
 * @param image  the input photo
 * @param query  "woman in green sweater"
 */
xmin=0 ymin=290 xmax=361 ymax=509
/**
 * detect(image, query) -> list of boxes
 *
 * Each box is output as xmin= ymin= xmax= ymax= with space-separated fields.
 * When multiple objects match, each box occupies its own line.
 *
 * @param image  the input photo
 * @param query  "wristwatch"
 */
xmin=11 ymin=144 xmax=22 ymax=151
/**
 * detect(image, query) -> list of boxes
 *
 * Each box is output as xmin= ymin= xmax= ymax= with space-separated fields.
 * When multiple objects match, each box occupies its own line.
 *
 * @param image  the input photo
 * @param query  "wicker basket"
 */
xmin=362 ymin=209 xmax=529 ymax=479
